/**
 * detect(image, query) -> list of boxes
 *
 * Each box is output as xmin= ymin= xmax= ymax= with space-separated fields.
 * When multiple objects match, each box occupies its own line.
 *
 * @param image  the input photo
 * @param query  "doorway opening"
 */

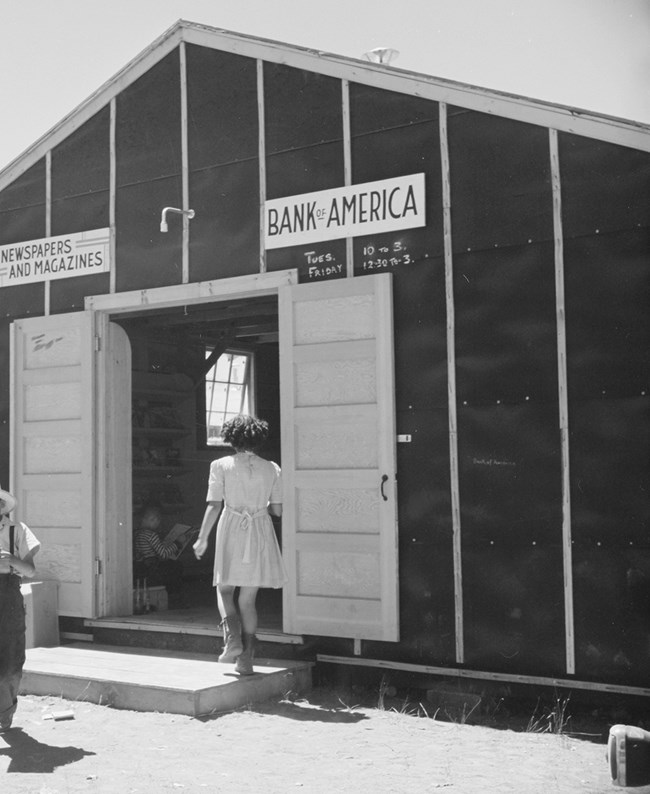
xmin=114 ymin=294 xmax=282 ymax=631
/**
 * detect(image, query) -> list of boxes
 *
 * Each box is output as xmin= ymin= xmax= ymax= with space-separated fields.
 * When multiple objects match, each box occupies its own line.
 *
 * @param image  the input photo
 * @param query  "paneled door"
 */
xmin=11 ymin=312 xmax=98 ymax=617
xmin=279 ymin=273 xmax=399 ymax=641
xmin=11 ymin=311 xmax=131 ymax=618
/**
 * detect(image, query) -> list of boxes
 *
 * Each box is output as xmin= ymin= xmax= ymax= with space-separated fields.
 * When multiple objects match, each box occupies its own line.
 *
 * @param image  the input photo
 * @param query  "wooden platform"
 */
xmin=21 ymin=643 xmax=313 ymax=717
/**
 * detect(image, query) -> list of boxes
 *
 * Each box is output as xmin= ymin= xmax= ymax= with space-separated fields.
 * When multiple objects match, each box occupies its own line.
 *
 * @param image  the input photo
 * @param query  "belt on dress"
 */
xmin=224 ymin=506 xmax=268 ymax=564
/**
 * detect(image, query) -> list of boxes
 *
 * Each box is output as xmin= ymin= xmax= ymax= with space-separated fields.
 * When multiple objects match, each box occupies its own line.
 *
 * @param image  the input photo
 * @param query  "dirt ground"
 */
xmin=2 ymin=684 xmax=647 ymax=794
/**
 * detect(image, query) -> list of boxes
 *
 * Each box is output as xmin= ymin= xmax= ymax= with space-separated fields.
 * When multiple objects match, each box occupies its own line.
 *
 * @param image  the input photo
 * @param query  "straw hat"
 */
xmin=0 ymin=488 xmax=17 ymax=514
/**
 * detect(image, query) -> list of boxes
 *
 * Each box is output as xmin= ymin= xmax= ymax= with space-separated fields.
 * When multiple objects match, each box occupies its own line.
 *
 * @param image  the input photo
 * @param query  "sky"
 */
xmin=1 ymin=0 xmax=649 ymax=171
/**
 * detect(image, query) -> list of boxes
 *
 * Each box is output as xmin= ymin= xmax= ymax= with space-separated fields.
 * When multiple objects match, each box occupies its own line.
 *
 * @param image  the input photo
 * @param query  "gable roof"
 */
xmin=1 ymin=19 xmax=649 ymax=191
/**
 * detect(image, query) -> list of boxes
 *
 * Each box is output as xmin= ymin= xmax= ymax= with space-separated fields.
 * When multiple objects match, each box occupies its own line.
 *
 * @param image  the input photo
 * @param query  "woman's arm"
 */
xmin=193 ymin=501 xmax=222 ymax=559
xmin=268 ymin=503 xmax=282 ymax=518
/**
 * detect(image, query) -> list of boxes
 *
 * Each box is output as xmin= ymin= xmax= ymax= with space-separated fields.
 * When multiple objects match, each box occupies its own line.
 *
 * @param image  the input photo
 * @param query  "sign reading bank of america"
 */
xmin=264 ymin=173 xmax=425 ymax=250
xmin=0 ymin=228 xmax=110 ymax=288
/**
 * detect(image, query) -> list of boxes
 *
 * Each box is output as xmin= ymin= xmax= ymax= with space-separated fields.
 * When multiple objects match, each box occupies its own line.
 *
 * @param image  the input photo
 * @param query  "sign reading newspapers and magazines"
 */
xmin=0 ymin=228 xmax=110 ymax=288
xmin=264 ymin=174 xmax=426 ymax=250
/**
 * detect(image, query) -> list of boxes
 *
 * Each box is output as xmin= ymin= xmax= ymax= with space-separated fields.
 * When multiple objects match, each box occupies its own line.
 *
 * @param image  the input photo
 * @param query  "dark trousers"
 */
xmin=0 ymin=575 xmax=25 ymax=727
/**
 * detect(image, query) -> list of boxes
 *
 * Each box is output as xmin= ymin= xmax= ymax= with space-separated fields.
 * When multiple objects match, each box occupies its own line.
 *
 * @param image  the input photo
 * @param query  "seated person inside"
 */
xmin=133 ymin=504 xmax=193 ymax=608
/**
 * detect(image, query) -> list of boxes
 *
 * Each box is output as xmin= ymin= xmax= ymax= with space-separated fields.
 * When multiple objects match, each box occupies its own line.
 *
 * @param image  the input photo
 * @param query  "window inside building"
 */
xmin=205 ymin=349 xmax=253 ymax=445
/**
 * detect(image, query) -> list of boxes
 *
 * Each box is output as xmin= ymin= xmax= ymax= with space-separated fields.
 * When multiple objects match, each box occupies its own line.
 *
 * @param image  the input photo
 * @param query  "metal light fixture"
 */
xmin=160 ymin=207 xmax=195 ymax=233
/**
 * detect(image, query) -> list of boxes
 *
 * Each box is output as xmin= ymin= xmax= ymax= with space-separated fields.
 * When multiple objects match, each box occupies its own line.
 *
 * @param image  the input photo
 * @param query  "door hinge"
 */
xmin=94 ymin=558 xmax=102 ymax=576
xmin=94 ymin=334 xmax=101 ymax=352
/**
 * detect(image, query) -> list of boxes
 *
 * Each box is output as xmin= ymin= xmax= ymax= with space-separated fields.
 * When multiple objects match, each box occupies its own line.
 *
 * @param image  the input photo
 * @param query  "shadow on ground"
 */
xmin=0 ymin=728 xmax=95 ymax=773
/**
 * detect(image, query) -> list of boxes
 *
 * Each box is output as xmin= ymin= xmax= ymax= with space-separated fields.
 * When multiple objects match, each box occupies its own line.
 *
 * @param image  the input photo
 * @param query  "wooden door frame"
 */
xmin=88 ymin=270 xmax=298 ymax=616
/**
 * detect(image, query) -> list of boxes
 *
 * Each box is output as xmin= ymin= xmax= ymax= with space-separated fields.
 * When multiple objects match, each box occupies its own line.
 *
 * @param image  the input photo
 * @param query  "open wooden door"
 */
xmin=11 ymin=311 xmax=108 ymax=618
xmin=279 ymin=273 xmax=399 ymax=641
xmin=95 ymin=313 xmax=132 ymax=617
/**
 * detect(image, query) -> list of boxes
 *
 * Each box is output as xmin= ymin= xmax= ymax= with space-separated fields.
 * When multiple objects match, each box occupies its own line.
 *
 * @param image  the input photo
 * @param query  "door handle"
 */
xmin=380 ymin=474 xmax=389 ymax=501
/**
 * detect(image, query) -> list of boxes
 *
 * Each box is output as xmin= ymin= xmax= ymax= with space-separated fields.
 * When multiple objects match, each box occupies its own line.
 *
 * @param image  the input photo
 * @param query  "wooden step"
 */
xmin=82 ymin=609 xmax=304 ymax=657
xmin=21 ymin=643 xmax=313 ymax=717
xmin=84 ymin=608 xmax=304 ymax=644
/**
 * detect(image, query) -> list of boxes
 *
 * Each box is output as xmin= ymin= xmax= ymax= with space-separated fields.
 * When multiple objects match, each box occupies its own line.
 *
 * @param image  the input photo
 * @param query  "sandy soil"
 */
xmin=0 ymin=688 xmax=640 ymax=794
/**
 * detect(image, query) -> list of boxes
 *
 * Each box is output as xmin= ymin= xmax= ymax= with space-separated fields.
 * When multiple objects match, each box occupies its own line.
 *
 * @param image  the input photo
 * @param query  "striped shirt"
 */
xmin=134 ymin=528 xmax=180 ymax=562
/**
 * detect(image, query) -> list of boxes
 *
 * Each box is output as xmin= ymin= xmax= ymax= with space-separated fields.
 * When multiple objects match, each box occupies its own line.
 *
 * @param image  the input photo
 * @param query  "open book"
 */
xmin=163 ymin=523 xmax=199 ymax=556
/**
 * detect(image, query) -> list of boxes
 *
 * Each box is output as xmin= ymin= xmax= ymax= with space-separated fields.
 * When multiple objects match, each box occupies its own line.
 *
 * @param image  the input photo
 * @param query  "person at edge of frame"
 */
xmin=0 ymin=487 xmax=40 ymax=732
xmin=193 ymin=414 xmax=287 ymax=675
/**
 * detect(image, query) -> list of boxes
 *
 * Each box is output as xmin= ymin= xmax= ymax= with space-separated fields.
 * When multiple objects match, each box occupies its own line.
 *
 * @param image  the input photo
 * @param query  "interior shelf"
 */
xmin=132 ymin=372 xmax=195 ymax=515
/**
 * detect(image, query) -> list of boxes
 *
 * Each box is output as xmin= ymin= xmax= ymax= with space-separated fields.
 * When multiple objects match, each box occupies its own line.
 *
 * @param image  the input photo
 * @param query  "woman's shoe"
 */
xmin=235 ymin=633 xmax=256 ymax=675
xmin=218 ymin=615 xmax=244 ymax=663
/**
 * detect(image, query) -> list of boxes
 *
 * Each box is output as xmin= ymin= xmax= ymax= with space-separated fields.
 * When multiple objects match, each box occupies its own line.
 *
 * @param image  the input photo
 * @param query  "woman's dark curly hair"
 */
xmin=221 ymin=414 xmax=269 ymax=451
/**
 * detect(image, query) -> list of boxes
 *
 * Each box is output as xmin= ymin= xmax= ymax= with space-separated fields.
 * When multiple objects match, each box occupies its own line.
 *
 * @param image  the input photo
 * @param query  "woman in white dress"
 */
xmin=193 ymin=415 xmax=287 ymax=675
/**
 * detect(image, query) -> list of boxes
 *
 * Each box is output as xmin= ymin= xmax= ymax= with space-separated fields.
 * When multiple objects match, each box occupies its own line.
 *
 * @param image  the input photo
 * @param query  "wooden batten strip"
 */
xmin=257 ymin=60 xmax=267 ymax=273
xmin=342 ymin=79 xmax=354 ymax=278
xmin=44 ymin=151 xmax=51 ymax=316
xmin=109 ymin=98 xmax=117 ymax=294
xmin=8 ymin=323 xmax=18 ymax=510
xmin=180 ymin=42 xmax=190 ymax=284
xmin=45 ymin=151 xmax=51 ymax=237
xmin=317 ymin=654 xmax=650 ymax=698
xmin=550 ymin=128 xmax=575 ymax=676
xmin=439 ymin=103 xmax=464 ymax=664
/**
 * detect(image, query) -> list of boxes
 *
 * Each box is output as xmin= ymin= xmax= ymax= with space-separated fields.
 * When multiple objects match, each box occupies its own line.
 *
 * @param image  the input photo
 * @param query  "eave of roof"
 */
xmin=1 ymin=18 xmax=649 ymax=191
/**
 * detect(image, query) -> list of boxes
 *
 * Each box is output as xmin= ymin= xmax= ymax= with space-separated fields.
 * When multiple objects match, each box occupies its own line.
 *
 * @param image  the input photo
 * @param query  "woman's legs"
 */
xmin=216 ymin=584 xmax=237 ymax=620
xmin=237 ymin=586 xmax=259 ymax=635
xmin=216 ymin=584 xmax=243 ymax=662
xmin=235 ymin=586 xmax=259 ymax=675
xmin=215 ymin=583 xmax=258 ymax=670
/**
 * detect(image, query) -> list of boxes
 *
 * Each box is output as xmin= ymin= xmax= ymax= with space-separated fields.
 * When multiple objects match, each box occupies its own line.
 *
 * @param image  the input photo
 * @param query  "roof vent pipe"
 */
xmin=362 ymin=47 xmax=400 ymax=65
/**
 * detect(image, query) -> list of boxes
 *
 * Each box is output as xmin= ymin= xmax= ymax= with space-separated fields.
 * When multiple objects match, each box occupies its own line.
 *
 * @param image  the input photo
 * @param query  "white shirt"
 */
xmin=0 ymin=515 xmax=40 ymax=560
